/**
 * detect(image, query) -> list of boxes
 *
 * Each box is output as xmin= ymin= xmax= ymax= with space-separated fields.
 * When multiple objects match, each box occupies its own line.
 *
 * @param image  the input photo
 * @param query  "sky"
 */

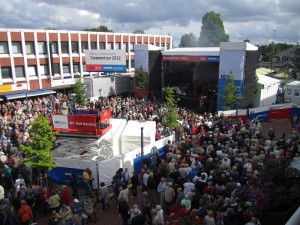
xmin=0 ymin=0 xmax=299 ymax=47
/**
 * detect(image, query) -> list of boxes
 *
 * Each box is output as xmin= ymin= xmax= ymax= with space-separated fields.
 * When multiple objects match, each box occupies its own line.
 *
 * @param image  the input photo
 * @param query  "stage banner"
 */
xmin=52 ymin=115 xmax=97 ymax=134
xmin=249 ymin=106 xmax=269 ymax=122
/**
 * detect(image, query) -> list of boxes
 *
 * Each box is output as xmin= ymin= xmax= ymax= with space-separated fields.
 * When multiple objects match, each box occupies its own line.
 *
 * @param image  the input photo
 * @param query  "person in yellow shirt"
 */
xmin=82 ymin=168 xmax=94 ymax=198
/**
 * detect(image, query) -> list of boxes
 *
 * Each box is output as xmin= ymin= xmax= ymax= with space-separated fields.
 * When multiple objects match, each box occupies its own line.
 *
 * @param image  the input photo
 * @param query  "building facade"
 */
xmin=0 ymin=28 xmax=172 ymax=96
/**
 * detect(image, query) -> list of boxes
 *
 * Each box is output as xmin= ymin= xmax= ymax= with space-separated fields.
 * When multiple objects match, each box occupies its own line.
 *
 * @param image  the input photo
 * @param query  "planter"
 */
xmin=259 ymin=203 xmax=299 ymax=225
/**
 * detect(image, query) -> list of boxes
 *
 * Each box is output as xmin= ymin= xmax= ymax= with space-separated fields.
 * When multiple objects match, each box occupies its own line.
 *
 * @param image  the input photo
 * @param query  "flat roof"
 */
xmin=162 ymin=47 xmax=220 ymax=56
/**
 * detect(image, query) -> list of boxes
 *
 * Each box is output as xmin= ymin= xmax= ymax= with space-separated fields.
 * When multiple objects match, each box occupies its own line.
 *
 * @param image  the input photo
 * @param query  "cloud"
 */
xmin=0 ymin=0 xmax=298 ymax=46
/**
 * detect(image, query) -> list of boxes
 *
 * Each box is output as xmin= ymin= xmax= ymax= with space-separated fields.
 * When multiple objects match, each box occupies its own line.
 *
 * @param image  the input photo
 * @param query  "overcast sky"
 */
xmin=0 ymin=0 xmax=299 ymax=47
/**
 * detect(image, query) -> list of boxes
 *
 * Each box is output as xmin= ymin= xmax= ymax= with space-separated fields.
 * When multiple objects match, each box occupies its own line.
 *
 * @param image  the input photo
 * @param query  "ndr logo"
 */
xmin=55 ymin=121 xmax=67 ymax=125
xmin=220 ymin=73 xmax=230 ymax=79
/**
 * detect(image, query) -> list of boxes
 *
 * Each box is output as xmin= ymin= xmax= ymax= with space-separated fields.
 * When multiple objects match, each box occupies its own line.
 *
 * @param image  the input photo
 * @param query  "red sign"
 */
xmin=68 ymin=115 xmax=96 ymax=132
xmin=162 ymin=55 xmax=208 ymax=62
xmin=86 ymin=64 xmax=103 ymax=72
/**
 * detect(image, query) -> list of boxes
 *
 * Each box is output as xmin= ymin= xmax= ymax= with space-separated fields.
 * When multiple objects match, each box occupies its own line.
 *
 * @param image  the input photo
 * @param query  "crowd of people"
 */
xmin=0 ymin=94 xmax=299 ymax=225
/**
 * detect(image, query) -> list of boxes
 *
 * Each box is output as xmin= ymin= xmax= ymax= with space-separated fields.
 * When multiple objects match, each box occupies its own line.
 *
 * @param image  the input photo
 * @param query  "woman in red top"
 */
xmin=60 ymin=185 xmax=71 ymax=206
xmin=18 ymin=200 xmax=33 ymax=225
xmin=39 ymin=187 xmax=52 ymax=216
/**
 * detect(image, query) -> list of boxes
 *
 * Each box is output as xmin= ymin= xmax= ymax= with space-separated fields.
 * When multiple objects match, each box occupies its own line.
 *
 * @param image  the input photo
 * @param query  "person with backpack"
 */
xmin=18 ymin=200 xmax=33 ymax=225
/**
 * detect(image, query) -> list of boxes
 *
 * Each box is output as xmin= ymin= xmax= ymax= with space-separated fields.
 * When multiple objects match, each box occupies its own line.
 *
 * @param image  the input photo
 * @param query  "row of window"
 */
xmin=285 ymin=88 xmax=300 ymax=97
xmin=0 ymin=41 xmax=168 ymax=55
xmin=0 ymin=59 xmax=135 ymax=79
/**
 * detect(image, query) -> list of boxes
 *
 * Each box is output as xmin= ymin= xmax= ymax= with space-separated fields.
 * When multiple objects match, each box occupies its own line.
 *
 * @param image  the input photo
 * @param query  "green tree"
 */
xmin=179 ymin=33 xmax=198 ymax=47
xmin=222 ymin=72 xmax=243 ymax=110
xmin=253 ymin=74 xmax=259 ymax=96
xmin=82 ymin=25 xmax=113 ymax=32
xmin=20 ymin=115 xmax=56 ymax=170
xmin=260 ymin=43 xmax=294 ymax=62
xmin=133 ymin=29 xmax=145 ymax=34
xmin=134 ymin=66 xmax=148 ymax=90
xmin=162 ymin=87 xmax=180 ymax=130
xmin=73 ymin=80 xmax=88 ymax=107
xmin=199 ymin=11 xmax=229 ymax=47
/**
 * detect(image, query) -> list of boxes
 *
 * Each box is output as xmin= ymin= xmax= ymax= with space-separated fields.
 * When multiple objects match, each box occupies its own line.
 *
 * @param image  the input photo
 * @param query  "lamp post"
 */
xmin=271 ymin=29 xmax=276 ymax=72
xmin=25 ymin=89 xmax=29 ymax=112
xmin=140 ymin=126 xmax=144 ymax=165
xmin=139 ymin=120 xmax=146 ymax=169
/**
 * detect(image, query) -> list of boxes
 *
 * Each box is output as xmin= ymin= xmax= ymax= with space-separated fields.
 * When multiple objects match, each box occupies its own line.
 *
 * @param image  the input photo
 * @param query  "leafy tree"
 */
xmin=134 ymin=66 xmax=148 ymax=90
xmin=162 ymin=87 xmax=180 ymax=130
xmin=179 ymin=33 xmax=198 ymax=47
xmin=73 ymin=80 xmax=88 ymax=107
xmin=20 ymin=115 xmax=56 ymax=170
xmin=222 ymin=72 xmax=243 ymax=110
xmin=260 ymin=43 xmax=294 ymax=62
xmin=133 ymin=29 xmax=145 ymax=34
xmin=199 ymin=11 xmax=229 ymax=47
xmin=82 ymin=25 xmax=113 ymax=32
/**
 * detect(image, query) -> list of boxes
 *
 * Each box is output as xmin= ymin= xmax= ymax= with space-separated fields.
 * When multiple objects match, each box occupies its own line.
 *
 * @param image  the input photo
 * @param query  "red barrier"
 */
xmin=268 ymin=108 xmax=292 ymax=120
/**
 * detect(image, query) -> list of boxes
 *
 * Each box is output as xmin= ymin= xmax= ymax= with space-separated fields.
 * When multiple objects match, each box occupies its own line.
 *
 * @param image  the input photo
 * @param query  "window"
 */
xmin=1 ymin=67 xmax=12 ymax=79
xmin=53 ymin=63 xmax=60 ymax=74
xmin=286 ymin=88 xmax=292 ymax=96
xmin=73 ymin=63 xmax=80 ymax=73
xmin=90 ymin=42 xmax=97 ymax=49
xmin=81 ymin=42 xmax=88 ymax=52
xmin=40 ymin=64 xmax=49 ymax=75
xmin=130 ymin=43 xmax=134 ymax=52
xmin=63 ymin=64 xmax=70 ymax=74
xmin=38 ymin=42 xmax=47 ymax=54
xmin=25 ymin=42 xmax=35 ymax=55
xmin=27 ymin=66 xmax=37 ymax=77
xmin=50 ymin=42 xmax=58 ymax=54
xmin=99 ymin=42 xmax=105 ymax=49
xmin=0 ymin=42 xmax=9 ymax=54
xmin=82 ymin=62 xmax=86 ymax=72
xmin=294 ymin=89 xmax=300 ymax=97
xmin=15 ymin=66 xmax=25 ymax=78
xmin=115 ymin=43 xmax=121 ymax=50
xmin=106 ymin=43 xmax=113 ymax=50
xmin=61 ymin=42 xmax=69 ymax=54
xmin=71 ymin=42 xmax=78 ymax=53
xmin=131 ymin=60 xmax=134 ymax=68
xmin=122 ymin=43 xmax=127 ymax=51
xmin=12 ymin=42 xmax=22 ymax=54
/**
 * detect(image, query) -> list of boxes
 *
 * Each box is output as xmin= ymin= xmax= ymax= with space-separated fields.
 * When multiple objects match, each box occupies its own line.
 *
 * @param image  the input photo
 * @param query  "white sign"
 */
xmin=52 ymin=115 xmax=69 ymax=129
xmin=85 ymin=50 xmax=126 ymax=65
xmin=51 ymin=78 xmax=75 ymax=87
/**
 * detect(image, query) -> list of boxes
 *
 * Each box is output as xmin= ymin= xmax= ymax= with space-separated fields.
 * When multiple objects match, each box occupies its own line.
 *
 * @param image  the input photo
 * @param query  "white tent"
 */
xmin=253 ymin=74 xmax=281 ymax=107
xmin=121 ymin=120 xmax=156 ymax=154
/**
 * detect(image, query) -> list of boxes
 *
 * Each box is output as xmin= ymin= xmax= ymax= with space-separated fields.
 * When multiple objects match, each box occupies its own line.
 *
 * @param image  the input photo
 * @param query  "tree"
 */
xmin=73 ymin=80 xmax=88 ymax=108
xmin=179 ymin=33 xmax=198 ymax=47
xmin=162 ymin=87 xmax=180 ymax=130
xmin=199 ymin=11 xmax=229 ymax=47
xmin=82 ymin=25 xmax=113 ymax=32
xmin=134 ymin=66 xmax=148 ymax=90
xmin=133 ymin=29 xmax=145 ymax=34
xmin=222 ymin=72 xmax=243 ymax=110
xmin=20 ymin=115 xmax=56 ymax=171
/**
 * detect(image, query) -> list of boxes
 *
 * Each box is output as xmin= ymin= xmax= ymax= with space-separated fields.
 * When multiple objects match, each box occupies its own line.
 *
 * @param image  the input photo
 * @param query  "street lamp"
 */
xmin=25 ymin=89 xmax=29 ymax=112
xmin=139 ymin=120 xmax=146 ymax=168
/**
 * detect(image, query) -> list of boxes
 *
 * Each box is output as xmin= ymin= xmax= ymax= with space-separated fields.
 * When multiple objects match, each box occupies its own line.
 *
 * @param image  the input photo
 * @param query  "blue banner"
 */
xmin=47 ymin=167 xmax=85 ymax=187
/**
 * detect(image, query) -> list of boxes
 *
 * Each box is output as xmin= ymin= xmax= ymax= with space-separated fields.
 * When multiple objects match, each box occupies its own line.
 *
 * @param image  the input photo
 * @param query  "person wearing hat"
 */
xmin=48 ymin=190 xmax=61 ymax=213
xmin=71 ymin=199 xmax=88 ymax=224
